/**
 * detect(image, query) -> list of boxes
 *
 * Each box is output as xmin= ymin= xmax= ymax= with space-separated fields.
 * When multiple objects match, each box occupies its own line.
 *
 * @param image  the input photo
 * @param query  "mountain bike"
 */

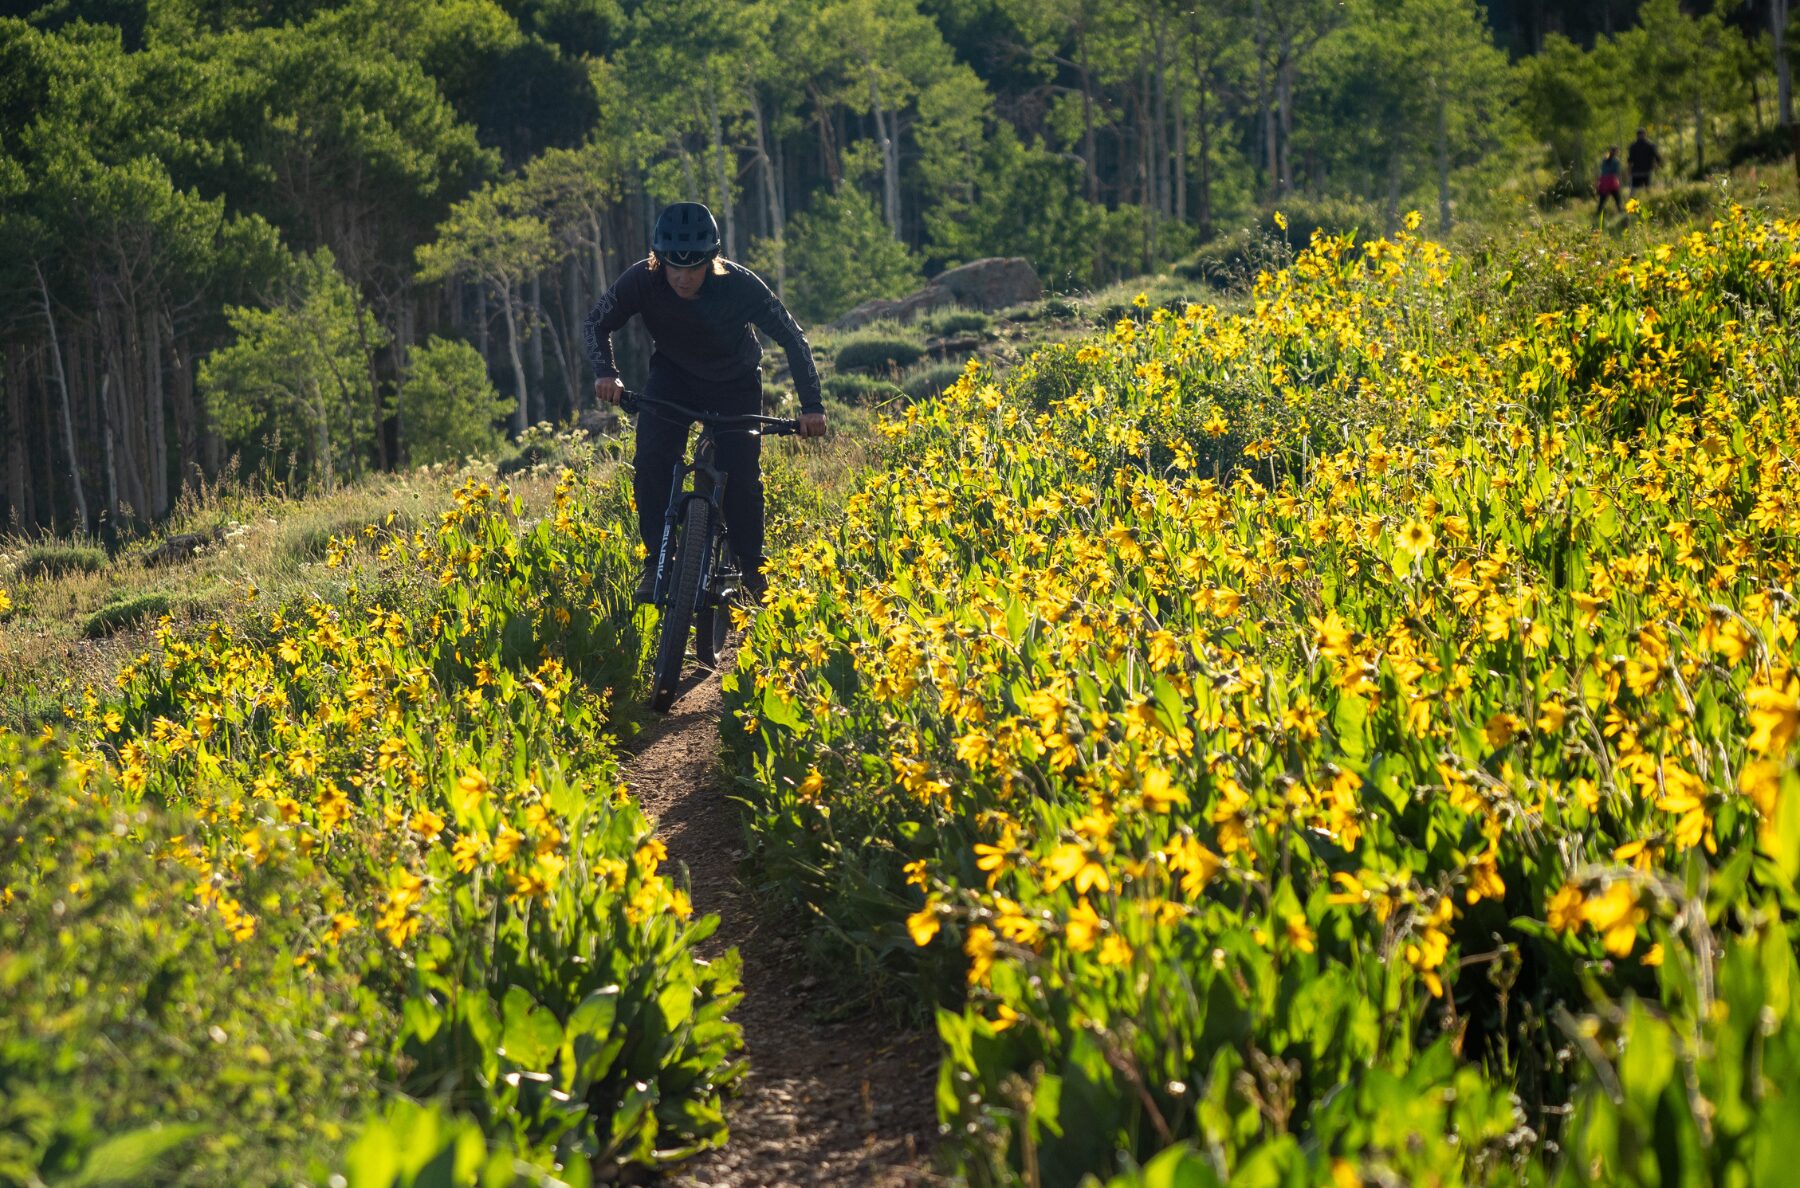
xmin=620 ymin=390 xmax=801 ymax=712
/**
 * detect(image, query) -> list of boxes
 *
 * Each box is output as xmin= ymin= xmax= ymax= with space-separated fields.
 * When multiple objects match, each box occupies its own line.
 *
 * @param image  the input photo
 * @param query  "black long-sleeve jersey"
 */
xmin=582 ymin=259 xmax=823 ymax=413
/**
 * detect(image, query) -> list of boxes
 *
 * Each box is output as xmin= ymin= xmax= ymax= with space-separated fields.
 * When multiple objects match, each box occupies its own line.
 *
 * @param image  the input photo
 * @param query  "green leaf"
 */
xmin=1131 ymin=1142 xmax=1226 ymax=1188
xmin=62 ymin=1124 xmax=205 ymax=1187
xmin=761 ymin=683 xmax=803 ymax=732
xmin=658 ymin=979 xmax=695 ymax=1032
xmin=500 ymin=985 xmax=563 ymax=1071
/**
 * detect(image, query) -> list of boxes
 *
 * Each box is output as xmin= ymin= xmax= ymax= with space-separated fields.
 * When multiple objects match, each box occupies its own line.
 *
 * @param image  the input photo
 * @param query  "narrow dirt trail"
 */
xmin=624 ymin=657 xmax=942 ymax=1188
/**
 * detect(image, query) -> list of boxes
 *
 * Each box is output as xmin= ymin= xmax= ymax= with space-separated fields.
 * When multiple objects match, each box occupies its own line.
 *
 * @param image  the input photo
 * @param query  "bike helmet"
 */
xmin=653 ymin=202 xmax=721 ymax=267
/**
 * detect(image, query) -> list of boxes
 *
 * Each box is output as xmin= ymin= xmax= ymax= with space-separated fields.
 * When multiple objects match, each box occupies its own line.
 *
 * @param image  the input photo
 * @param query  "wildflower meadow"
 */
xmin=2 ymin=472 xmax=740 ymax=1184
xmin=3 ymin=203 xmax=1800 ymax=1184
xmin=727 ymin=206 xmax=1800 ymax=1184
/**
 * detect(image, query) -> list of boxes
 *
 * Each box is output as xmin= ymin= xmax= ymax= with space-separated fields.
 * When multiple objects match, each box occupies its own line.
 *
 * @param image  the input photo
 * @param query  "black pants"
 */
xmin=635 ymin=355 xmax=764 ymax=571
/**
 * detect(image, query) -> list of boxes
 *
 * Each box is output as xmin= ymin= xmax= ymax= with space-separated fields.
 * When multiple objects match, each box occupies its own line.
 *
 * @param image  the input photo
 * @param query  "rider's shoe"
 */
xmin=741 ymin=567 xmax=769 ymax=605
xmin=634 ymin=563 xmax=656 ymax=604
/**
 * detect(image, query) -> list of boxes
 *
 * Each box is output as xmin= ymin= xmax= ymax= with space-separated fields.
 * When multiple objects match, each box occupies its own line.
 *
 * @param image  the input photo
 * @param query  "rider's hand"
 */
xmin=594 ymin=376 xmax=624 ymax=406
xmin=799 ymin=410 xmax=827 ymax=439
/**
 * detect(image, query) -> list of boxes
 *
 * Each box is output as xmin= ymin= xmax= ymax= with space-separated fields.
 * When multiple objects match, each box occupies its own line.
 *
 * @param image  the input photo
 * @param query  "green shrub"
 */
xmin=1176 ymin=196 xmax=1382 ymax=286
xmin=1639 ymin=179 xmax=1720 ymax=225
xmin=1090 ymin=277 xmax=1208 ymax=324
xmin=900 ymin=359 xmax=967 ymax=401
xmin=399 ymin=337 xmax=511 ymax=466
xmin=0 ymin=735 xmax=384 ymax=1185
xmin=1003 ymin=297 xmax=1079 ymax=324
xmin=925 ymin=308 xmax=992 ymax=337
xmin=82 ymin=592 xmax=170 ymax=638
xmin=15 ymin=543 xmax=107 ymax=580
xmin=833 ymin=334 xmax=926 ymax=376
xmin=495 ymin=425 xmax=594 ymax=478
xmin=1173 ymin=226 xmax=1260 ymax=285
xmin=280 ymin=510 xmax=417 ymax=563
xmin=824 ymin=373 xmax=906 ymax=406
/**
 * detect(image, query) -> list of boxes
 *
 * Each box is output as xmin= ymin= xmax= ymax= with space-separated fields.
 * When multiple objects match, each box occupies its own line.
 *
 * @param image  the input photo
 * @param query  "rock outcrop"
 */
xmin=831 ymin=257 xmax=1041 ymax=330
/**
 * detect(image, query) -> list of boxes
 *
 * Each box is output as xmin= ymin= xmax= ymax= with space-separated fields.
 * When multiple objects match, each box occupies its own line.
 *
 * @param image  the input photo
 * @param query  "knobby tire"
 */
xmin=651 ymin=499 xmax=709 ymax=712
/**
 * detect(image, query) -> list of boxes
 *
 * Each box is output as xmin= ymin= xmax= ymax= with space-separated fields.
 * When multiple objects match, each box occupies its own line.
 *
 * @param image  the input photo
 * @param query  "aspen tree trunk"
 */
xmin=1254 ymin=0 xmax=1274 ymax=198
xmin=392 ymin=300 xmax=410 ymax=458
xmin=1138 ymin=72 xmax=1156 ymax=268
xmin=564 ymin=255 xmax=583 ymax=411
xmin=528 ymin=273 xmax=545 ymax=423
xmin=588 ymin=212 xmax=608 ymax=300
xmin=751 ymin=88 xmax=786 ymax=295
xmin=1173 ymin=33 xmax=1187 ymax=227
xmin=4 ymin=359 xmax=26 ymax=528
xmin=35 ymin=262 xmax=88 ymax=532
xmin=502 ymin=281 xmax=529 ymax=436
xmin=37 ymin=350 xmax=57 ymax=524
xmin=680 ymin=146 xmax=697 ymax=199
xmin=807 ymin=83 xmax=842 ymax=185
xmin=867 ymin=65 xmax=901 ymax=235
xmin=1078 ymin=29 xmax=1099 ymax=201
xmin=1385 ymin=147 xmax=1404 ymax=233
xmin=773 ymin=116 xmax=788 ymax=239
xmin=164 ymin=305 xmax=199 ymax=494
xmin=99 ymin=372 xmax=120 ymax=532
xmin=350 ymin=293 xmax=383 ymax=473
xmin=144 ymin=304 xmax=168 ymax=515
xmin=1154 ymin=13 xmax=1171 ymax=221
xmin=311 ymin=379 xmax=333 ymax=494
xmin=475 ymin=283 xmax=489 ymax=363
xmin=1437 ymin=97 xmax=1453 ymax=235
xmin=1193 ymin=21 xmax=1213 ymax=240
xmin=707 ymin=88 xmax=737 ymax=258
xmin=1277 ymin=51 xmax=1295 ymax=197
xmin=1692 ymin=98 xmax=1705 ymax=175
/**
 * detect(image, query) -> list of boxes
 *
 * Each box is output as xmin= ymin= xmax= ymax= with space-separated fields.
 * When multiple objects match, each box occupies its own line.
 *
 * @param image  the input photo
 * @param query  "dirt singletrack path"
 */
xmin=623 ymin=655 xmax=942 ymax=1188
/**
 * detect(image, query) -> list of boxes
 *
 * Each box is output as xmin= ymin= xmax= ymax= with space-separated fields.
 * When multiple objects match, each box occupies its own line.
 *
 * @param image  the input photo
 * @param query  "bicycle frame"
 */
xmin=650 ymin=428 xmax=731 ymax=612
xmin=623 ymin=390 xmax=799 ymax=612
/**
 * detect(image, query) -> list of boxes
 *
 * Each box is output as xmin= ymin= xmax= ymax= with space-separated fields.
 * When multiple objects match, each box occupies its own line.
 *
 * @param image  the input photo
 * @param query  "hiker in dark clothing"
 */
xmin=583 ymin=201 xmax=826 ymax=603
xmin=1627 ymin=130 xmax=1662 ymax=193
xmin=1596 ymin=146 xmax=1624 ymax=218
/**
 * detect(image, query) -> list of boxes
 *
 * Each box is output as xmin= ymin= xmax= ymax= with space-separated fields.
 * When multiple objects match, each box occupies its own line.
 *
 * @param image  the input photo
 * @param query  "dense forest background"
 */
xmin=2 ymin=0 xmax=1795 ymax=534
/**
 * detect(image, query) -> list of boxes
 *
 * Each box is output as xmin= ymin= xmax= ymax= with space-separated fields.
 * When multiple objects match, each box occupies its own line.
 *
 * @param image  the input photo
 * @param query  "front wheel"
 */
xmin=650 ymin=499 xmax=709 ymax=711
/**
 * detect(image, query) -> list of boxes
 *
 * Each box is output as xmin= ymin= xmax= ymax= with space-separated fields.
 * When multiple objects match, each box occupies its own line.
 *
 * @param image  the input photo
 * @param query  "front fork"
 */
xmin=651 ymin=457 xmax=732 ymax=611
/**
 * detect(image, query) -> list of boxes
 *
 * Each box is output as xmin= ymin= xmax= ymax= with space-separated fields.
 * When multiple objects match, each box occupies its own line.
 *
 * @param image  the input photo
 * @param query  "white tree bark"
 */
xmin=866 ymin=65 xmax=901 ymax=234
xmin=1437 ymin=97 xmax=1452 ymax=234
xmin=501 ymin=281 xmax=530 ymax=436
xmin=34 ymin=262 xmax=88 ymax=532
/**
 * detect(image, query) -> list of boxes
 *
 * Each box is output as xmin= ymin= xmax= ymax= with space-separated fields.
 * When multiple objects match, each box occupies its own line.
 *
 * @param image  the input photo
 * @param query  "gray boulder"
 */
xmin=831 ymin=257 xmax=1040 ymax=330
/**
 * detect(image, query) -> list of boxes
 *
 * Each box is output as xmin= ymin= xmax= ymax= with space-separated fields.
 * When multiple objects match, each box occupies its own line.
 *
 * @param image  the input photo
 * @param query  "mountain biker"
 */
xmin=1627 ymin=129 xmax=1661 ymax=193
xmin=583 ymin=201 xmax=826 ymax=605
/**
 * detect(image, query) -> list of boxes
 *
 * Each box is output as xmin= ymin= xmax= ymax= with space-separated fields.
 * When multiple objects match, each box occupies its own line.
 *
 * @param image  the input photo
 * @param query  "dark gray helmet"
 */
xmin=653 ymin=202 xmax=720 ymax=267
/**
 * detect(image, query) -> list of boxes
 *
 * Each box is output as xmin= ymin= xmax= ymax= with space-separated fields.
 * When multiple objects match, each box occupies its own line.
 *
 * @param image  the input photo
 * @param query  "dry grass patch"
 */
xmin=0 ymin=461 xmax=578 ymax=730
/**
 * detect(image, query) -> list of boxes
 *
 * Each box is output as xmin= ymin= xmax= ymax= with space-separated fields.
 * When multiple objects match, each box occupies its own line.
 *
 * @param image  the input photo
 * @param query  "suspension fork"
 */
xmin=651 ymin=453 xmax=731 ymax=609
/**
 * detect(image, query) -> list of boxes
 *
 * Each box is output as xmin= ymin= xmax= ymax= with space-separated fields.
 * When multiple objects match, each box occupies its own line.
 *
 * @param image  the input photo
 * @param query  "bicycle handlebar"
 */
xmin=618 ymin=390 xmax=802 ymax=436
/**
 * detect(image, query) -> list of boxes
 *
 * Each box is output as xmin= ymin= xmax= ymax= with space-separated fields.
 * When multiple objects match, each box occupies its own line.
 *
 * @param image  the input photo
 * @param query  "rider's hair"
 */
xmin=648 ymin=252 xmax=729 ymax=276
